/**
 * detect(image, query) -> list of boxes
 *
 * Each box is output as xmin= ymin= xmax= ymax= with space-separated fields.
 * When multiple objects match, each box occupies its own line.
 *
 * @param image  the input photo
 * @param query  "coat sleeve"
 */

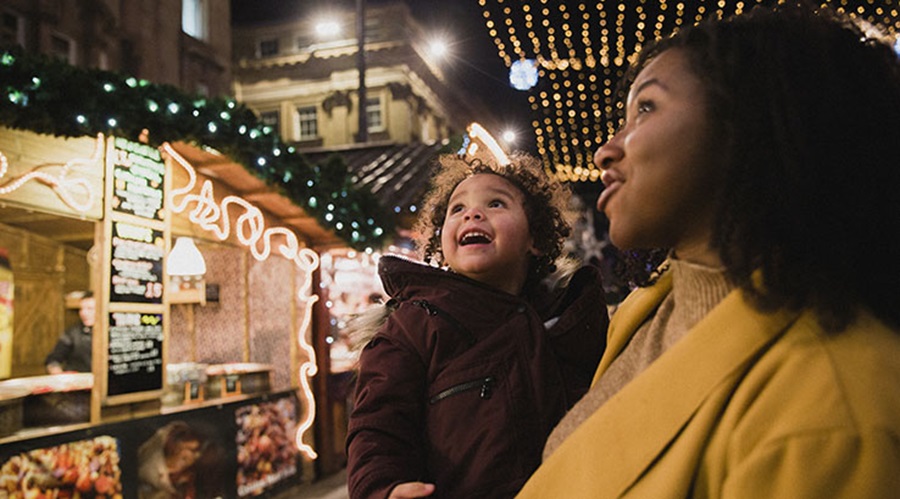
xmin=45 ymin=327 xmax=76 ymax=369
xmin=346 ymin=320 xmax=429 ymax=499
xmin=721 ymin=429 xmax=900 ymax=498
xmin=545 ymin=266 xmax=609 ymax=406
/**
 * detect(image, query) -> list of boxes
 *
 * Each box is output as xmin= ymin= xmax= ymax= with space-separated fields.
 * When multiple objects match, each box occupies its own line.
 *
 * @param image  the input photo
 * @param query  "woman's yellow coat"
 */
xmin=518 ymin=271 xmax=900 ymax=498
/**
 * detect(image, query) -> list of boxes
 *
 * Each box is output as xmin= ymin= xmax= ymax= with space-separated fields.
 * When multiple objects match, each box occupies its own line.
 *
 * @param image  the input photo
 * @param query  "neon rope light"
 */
xmin=0 ymin=133 xmax=103 ymax=213
xmin=163 ymin=143 xmax=320 ymax=459
xmin=466 ymin=122 xmax=511 ymax=166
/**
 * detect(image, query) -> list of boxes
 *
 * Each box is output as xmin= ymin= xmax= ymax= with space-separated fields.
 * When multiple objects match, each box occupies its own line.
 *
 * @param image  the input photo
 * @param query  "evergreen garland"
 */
xmin=0 ymin=45 xmax=392 ymax=250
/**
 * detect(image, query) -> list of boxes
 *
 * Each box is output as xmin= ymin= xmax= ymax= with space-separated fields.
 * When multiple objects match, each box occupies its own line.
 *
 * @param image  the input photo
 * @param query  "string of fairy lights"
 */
xmin=478 ymin=0 xmax=900 ymax=183
xmin=0 ymin=45 xmax=392 ymax=251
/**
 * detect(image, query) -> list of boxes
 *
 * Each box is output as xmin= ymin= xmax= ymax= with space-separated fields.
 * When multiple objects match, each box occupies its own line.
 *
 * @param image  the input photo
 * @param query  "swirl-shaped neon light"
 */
xmin=163 ymin=143 xmax=320 ymax=459
xmin=464 ymin=122 xmax=510 ymax=166
xmin=0 ymin=133 xmax=102 ymax=213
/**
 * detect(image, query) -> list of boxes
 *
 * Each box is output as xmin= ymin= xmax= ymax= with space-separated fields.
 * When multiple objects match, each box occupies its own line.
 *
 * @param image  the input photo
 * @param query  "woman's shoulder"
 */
xmin=743 ymin=310 xmax=900 ymax=432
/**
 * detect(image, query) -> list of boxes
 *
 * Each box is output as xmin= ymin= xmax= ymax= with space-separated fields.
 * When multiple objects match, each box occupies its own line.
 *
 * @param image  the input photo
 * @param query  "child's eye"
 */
xmin=449 ymin=204 xmax=464 ymax=214
xmin=488 ymin=199 xmax=506 ymax=208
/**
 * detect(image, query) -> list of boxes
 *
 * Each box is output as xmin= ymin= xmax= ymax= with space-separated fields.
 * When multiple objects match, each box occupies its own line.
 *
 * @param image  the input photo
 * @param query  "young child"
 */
xmin=346 ymin=150 xmax=608 ymax=498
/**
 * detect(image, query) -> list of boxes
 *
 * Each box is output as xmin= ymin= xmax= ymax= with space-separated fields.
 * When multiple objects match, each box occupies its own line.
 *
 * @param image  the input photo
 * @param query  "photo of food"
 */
xmin=0 ymin=435 xmax=122 ymax=498
xmin=234 ymin=397 xmax=299 ymax=497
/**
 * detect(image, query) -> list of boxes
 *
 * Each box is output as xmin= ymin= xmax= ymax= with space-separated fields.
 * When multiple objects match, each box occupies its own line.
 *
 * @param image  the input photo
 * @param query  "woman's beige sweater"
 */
xmin=544 ymin=258 xmax=733 ymax=459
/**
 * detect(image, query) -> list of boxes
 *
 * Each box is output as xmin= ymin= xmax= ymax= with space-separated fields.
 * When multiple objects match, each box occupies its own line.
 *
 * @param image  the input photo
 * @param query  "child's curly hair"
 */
xmin=414 ymin=152 xmax=574 ymax=283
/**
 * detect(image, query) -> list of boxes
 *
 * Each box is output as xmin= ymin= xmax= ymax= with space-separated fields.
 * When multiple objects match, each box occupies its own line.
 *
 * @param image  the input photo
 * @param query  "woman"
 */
xmin=518 ymin=2 xmax=900 ymax=497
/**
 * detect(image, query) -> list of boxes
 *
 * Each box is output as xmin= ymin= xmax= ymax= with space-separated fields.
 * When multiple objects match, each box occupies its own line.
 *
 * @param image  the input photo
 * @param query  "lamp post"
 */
xmin=356 ymin=0 xmax=367 ymax=143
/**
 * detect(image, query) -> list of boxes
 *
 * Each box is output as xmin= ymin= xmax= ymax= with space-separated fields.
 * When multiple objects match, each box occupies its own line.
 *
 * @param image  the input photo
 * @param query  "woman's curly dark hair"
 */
xmin=414 ymin=152 xmax=574 ymax=285
xmin=615 ymin=0 xmax=900 ymax=332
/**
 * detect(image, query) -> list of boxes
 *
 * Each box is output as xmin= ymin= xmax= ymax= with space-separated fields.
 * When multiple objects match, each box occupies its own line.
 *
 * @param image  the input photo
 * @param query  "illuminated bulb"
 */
xmin=510 ymin=59 xmax=539 ymax=90
xmin=428 ymin=38 xmax=449 ymax=59
xmin=316 ymin=20 xmax=341 ymax=37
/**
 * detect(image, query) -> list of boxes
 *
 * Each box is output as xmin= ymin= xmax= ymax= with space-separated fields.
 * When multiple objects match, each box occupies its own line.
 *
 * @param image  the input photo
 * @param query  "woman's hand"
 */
xmin=388 ymin=482 xmax=435 ymax=498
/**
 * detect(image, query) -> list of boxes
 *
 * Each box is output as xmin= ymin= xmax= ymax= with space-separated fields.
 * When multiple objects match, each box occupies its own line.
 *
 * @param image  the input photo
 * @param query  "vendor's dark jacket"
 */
xmin=45 ymin=323 xmax=92 ymax=372
xmin=347 ymin=255 xmax=608 ymax=499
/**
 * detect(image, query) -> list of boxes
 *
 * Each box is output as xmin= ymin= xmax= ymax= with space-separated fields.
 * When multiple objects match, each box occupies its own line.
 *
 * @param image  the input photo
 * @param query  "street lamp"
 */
xmin=315 ymin=20 xmax=341 ymax=38
xmin=356 ymin=0 xmax=367 ymax=143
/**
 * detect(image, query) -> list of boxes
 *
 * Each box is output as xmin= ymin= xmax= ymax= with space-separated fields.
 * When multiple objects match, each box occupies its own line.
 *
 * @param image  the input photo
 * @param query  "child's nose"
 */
xmin=464 ymin=209 xmax=483 ymax=221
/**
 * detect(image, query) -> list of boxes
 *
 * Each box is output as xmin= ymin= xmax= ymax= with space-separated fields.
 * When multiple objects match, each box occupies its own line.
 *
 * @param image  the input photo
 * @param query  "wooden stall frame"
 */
xmin=93 ymin=136 xmax=170 ymax=416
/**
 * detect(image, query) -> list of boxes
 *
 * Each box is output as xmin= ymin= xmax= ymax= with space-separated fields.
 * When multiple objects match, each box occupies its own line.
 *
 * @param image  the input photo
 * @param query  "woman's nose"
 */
xmin=593 ymin=134 xmax=623 ymax=172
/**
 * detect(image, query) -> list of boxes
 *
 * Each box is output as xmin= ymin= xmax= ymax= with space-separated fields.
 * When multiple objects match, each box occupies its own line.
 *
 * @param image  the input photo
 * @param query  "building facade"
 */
xmin=0 ymin=0 xmax=232 ymax=97
xmin=232 ymin=1 xmax=467 ymax=150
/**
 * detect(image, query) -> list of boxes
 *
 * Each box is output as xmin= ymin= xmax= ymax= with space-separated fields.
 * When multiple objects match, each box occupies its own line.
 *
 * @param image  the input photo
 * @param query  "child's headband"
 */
xmin=456 ymin=122 xmax=511 ymax=167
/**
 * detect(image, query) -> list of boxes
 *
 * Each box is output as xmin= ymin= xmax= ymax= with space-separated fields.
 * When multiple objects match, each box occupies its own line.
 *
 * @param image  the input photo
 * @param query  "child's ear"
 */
xmin=528 ymin=242 xmax=541 ymax=256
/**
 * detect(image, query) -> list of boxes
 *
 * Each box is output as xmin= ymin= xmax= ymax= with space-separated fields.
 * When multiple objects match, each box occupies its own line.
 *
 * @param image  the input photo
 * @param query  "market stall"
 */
xmin=0 ymin=126 xmax=337 ymax=497
xmin=0 ymin=41 xmax=397 ymax=493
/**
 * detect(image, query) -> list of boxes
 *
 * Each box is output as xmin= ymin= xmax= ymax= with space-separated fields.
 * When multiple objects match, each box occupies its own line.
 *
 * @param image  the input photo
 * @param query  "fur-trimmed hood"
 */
xmin=346 ymin=254 xmax=591 ymax=351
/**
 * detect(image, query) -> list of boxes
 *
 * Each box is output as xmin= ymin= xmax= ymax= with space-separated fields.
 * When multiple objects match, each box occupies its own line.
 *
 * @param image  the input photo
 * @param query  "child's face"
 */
xmin=440 ymin=173 xmax=537 ymax=295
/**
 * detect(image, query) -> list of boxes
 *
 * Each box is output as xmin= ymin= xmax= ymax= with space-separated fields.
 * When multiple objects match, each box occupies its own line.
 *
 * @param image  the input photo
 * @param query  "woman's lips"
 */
xmin=597 ymin=169 xmax=623 ymax=213
xmin=596 ymin=181 xmax=621 ymax=213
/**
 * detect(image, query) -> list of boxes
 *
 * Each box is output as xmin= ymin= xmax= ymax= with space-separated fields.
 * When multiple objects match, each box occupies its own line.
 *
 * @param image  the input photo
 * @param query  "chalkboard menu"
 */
xmin=111 ymin=137 xmax=165 ymax=221
xmin=110 ymin=221 xmax=164 ymax=304
xmin=107 ymin=311 xmax=163 ymax=396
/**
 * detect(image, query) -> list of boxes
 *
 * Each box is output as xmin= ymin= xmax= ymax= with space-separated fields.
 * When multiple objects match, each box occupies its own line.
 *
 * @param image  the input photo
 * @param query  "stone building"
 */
xmin=1 ymin=0 xmax=232 ymax=96
xmin=232 ymin=0 xmax=475 ymax=226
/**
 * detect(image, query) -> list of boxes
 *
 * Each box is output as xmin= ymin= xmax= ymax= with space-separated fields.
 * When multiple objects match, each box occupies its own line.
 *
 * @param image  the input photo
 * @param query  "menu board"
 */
xmin=110 ymin=221 xmax=164 ymax=304
xmin=111 ymin=137 xmax=165 ymax=221
xmin=107 ymin=311 xmax=163 ymax=396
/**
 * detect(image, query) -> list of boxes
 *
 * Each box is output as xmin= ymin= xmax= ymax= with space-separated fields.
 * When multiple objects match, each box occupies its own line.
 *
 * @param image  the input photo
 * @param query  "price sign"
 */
xmin=107 ymin=311 xmax=163 ymax=396
xmin=109 ymin=221 xmax=164 ymax=303
xmin=111 ymin=137 xmax=165 ymax=221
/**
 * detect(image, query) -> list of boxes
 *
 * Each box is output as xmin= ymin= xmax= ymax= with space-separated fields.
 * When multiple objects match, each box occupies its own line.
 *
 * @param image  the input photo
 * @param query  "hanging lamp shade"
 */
xmin=166 ymin=237 xmax=207 ymax=276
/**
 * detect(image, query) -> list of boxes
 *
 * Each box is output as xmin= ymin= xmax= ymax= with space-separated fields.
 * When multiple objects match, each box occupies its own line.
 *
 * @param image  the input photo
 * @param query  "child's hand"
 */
xmin=388 ymin=482 xmax=435 ymax=498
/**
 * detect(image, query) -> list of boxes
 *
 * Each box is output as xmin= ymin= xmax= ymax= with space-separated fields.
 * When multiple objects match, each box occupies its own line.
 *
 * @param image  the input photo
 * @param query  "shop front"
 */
xmin=0 ymin=126 xmax=349 ymax=498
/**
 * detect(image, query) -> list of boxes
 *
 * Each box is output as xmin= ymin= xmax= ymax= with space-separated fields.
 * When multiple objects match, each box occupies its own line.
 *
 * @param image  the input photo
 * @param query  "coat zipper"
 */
xmin=429 ymin=376 xmax=495 ymax=404
xmin=411 ymin=299 xmax=477 ymax=346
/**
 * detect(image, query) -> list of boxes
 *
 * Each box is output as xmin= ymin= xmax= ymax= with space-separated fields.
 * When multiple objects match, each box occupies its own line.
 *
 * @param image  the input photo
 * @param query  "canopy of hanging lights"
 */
xmin=478 ymin=0 xmax=900 ymax=183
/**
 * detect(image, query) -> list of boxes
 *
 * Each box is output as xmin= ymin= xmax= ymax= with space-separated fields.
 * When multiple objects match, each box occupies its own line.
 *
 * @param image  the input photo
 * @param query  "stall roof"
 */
xmin=0 ymin=139 xmax=350 ymax=252
xmin=168 ymin=141 xmax=348 ymax=249
xmin=299 ymin=140 xmax=449 ymax=230
xmin=0 ymin=136 xmax=447 ymax=252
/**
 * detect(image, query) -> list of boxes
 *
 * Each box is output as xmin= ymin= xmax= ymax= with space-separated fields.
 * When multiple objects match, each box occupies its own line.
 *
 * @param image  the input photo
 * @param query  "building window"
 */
xmin=260 ymin=110 xmax=280 ymax=134
xmin=97 ymin=50 xmax=109 ymax=70
xmin=366 ymin=97 xmax=384 ymax=132
xmin=295 ymin=106 xmax=318 ymax=141
xmin=50 ymin=33 xmax=75 ymax=64
xmin=258 ymin=38 xmax=279 ymax=58
xmin=182 ymin=0 xmax=208 ymax=40
xmin=0 ymin=11 xmax=24 ymax=47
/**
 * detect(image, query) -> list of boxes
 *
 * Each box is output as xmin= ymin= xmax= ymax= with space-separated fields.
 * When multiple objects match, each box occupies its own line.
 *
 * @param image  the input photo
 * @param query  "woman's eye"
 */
xmin=636 ymin=99 xmax=655 ymax=114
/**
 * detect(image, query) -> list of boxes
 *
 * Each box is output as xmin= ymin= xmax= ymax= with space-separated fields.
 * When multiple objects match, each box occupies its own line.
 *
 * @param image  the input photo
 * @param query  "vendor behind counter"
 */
xmin=45 ymin=292 xmax=94 ymax=374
